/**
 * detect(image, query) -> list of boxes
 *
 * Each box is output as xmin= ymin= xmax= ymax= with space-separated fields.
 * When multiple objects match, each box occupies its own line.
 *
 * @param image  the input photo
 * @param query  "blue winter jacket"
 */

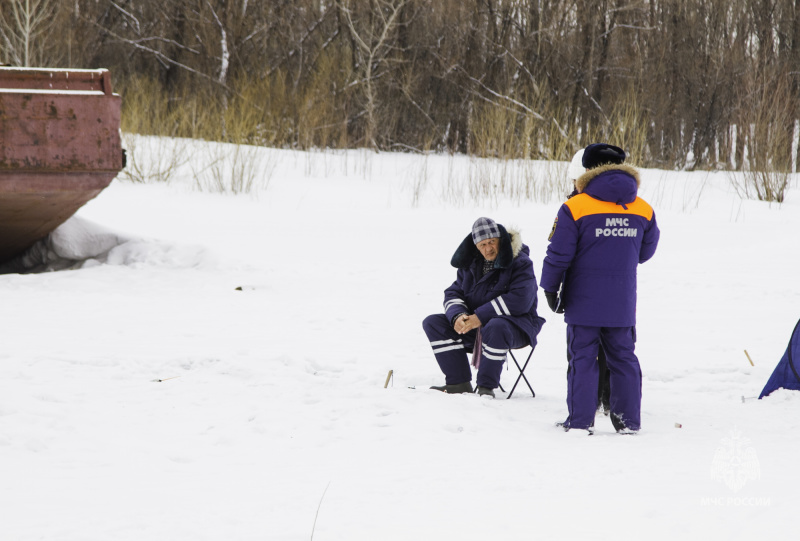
xmin=444 ymin=225 xmax=545 ymax=348
xmin=541 ymin=164 xmax=659 ymax=327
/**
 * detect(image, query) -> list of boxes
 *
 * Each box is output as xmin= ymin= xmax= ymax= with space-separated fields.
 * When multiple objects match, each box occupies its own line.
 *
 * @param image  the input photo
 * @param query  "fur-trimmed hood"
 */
xmin=575 ymin=163 xmax=641 ymax=206
xmin=450 ymin=224 xmax=524 ymax=270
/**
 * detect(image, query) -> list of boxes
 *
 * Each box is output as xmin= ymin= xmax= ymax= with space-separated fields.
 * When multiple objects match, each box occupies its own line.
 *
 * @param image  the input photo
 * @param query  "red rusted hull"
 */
xmin=0 ymin=67 xmax=124 ymax=263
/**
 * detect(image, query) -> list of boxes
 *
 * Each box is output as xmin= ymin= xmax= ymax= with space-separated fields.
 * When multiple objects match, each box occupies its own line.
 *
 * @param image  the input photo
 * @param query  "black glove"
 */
xmin=544 ymin=291 xmax=564 ymax=313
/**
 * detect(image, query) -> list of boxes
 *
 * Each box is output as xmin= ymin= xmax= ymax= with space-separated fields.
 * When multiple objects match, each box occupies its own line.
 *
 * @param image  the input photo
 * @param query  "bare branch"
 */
xmin=457 ymin=67 xmax=545 ymax=121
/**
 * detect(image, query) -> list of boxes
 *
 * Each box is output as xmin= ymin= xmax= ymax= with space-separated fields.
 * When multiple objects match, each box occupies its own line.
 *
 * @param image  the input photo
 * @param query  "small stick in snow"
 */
xmin=384 ymin=370 xmax=393 ymax=388
xmin=741 ymin=395 xmax=758 ymax=403
xmin=744 ymin=349 xmax=755 ymax=366
xmin=311 ymin=481 xmax=331 ymax=541
xmin=152 ymin=376 xmax=181 ymax=383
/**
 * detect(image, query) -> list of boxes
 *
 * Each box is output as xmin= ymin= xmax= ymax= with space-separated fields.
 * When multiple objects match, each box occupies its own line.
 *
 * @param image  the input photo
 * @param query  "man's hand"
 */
xmin=454 ymin=313 xmax=482 ymax=334
xmin=545 ymin=291 xmax=564 ymax=313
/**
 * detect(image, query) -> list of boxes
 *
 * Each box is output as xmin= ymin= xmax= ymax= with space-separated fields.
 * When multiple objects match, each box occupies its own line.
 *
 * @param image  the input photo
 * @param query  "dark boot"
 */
xmin=611 ymin=412 xmax=639 ymax=434
xmin=477 ymin=386 xmax=495 ymax=398
xmin=430 ymin=382 xmax=474 ymax=394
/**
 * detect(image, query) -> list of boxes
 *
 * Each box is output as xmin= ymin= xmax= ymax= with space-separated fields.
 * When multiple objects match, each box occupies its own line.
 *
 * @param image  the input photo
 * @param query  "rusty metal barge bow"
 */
xmin=0 ymin=67 xmax=125 ymax=263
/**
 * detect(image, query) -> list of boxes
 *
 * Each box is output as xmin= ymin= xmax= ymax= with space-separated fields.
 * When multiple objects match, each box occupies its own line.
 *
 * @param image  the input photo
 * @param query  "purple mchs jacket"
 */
xmin=444 ymin=225 xmax=546 ymax=348
xmin=541 ymin=164 xmax=660 ymax=327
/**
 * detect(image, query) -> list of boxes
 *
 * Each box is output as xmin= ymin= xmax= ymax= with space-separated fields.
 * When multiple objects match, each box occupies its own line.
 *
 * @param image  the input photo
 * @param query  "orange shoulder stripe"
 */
xmin=565 ymin=194 xmax=653 ymax=221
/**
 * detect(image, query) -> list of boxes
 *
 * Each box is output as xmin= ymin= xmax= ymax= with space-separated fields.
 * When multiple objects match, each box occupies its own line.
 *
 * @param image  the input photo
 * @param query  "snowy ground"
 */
xmin=1 ymin=140 xmax=799 ymax=540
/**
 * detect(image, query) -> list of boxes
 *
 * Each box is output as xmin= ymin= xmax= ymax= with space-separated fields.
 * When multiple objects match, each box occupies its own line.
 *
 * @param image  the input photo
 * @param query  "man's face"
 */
xmin=476 ymin=237 xmax=499 ymax=261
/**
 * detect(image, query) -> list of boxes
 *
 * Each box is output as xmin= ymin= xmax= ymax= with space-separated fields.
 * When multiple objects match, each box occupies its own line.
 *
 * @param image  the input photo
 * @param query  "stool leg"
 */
xmin=507 ymin=349 xmax=535 ymax=399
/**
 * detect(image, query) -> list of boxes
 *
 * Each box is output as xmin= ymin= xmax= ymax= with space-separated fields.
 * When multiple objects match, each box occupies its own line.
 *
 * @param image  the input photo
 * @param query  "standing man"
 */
xmin=423 ymin=217 xmax=545 ymax=398
xmin=542 ymin=144 xmax=659 ymax=433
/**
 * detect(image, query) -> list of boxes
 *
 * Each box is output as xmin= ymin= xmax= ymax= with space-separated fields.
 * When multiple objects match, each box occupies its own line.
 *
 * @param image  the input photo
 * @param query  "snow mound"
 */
xmin=0 ymin=216 xmax=214 ymax=273
xmin=101 ymin=239 xmax=214 ymax=269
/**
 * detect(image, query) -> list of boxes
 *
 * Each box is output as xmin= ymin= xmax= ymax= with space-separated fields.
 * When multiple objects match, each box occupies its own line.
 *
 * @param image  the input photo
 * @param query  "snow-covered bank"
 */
xmin=1 ymin=145 xmax=798 ymax=540
xmin=0 ymin=215 xmax=213 ymax=274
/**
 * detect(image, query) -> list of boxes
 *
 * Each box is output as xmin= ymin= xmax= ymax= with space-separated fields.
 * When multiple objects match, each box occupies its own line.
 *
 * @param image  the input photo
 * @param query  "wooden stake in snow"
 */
xmin=744 ymin=350 xmax=755 ymax=366
xmin=384 ymin=370 xmax=393 ymax=388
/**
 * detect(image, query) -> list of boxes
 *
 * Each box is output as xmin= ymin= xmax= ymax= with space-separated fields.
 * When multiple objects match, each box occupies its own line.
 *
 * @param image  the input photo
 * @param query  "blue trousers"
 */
xmin=422 ymin=314 xmax=528 ymax=389
xmin=565 ymin=325 xmax=642 ymax=430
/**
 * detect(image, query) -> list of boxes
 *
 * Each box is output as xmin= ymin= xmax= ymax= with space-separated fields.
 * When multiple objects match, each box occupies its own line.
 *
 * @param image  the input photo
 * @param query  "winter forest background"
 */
xmin=2 ymin=0 xmax=800 ymax=189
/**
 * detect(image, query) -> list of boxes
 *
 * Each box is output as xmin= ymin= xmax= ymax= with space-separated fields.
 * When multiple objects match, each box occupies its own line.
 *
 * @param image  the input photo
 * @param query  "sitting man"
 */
xmin=423 ymin=217 xmax=546 ymax=398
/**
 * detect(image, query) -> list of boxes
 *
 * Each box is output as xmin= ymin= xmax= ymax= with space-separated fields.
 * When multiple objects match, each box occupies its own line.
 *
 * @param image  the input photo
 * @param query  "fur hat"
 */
xmin=582 ymin=143 xmax=626 ymax=169
xmin=471 ymin=217 xmax=500 ymax=244
xmin=567 ymin=149 xmax=586 ymax=181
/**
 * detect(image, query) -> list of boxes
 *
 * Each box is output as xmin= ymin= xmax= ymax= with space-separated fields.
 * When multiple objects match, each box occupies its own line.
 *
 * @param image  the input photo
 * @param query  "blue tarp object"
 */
xmin=759 ymin=319 xmax=800 ymax=399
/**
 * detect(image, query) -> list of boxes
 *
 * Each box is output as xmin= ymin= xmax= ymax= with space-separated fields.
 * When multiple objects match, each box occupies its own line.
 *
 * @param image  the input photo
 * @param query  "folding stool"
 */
xmin=504 ymin=346 xmax=535 ymax=399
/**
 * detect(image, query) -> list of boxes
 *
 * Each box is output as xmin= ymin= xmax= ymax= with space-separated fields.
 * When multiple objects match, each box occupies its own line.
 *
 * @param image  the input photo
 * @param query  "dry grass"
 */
xmin=727 ymin=73 xmax=797 ymax=203
xmin=118 ymin=72 xmax=794 ymax=205
xmin=190 ymin=141 xmax=277 ymax=195
xmin=119 ymin=133 xmax=190 ymax=184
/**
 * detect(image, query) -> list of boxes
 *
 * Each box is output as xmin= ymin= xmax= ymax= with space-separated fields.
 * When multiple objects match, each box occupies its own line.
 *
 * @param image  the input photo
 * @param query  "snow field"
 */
xmin=1 ymin=143 xmax=798 ymax=540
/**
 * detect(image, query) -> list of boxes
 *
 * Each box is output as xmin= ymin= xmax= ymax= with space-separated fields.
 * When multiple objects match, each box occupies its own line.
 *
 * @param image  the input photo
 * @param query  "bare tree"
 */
xmin=339 ymin=0 xmax=407 ymax=149
xmin=0 ymin=0 xmax=59 ymax=66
